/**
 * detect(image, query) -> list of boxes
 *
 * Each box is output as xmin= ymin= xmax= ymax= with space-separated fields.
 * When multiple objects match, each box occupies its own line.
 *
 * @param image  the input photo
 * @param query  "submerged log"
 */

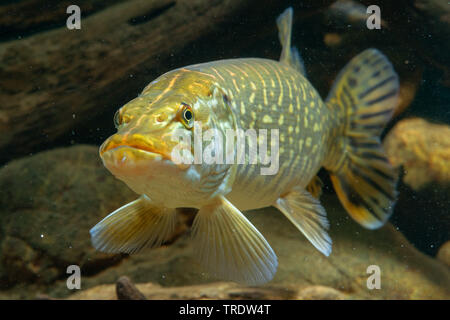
xmin=1 ymin=0 xmax=447 ymax=163
xmin=1 ymin=0 xmax=321 ymax=162
xmin=69 ymin=281 xmax=298 ymax=300
xmin=116 ymin=276 xmax=146 ymax=300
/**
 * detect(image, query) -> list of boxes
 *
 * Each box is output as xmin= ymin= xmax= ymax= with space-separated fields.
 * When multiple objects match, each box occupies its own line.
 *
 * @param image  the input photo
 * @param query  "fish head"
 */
xmin=99 ymin=69 xmax=237 ymax=207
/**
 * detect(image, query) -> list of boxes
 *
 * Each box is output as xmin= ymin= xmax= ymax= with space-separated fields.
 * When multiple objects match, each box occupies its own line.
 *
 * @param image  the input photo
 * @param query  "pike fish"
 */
xmin=90 ymin=7 xmax=399 ymax=285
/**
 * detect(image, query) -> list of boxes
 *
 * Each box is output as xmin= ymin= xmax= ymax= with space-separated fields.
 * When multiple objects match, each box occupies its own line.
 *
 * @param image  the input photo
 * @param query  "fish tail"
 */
xmin=324 ymin=49 xmax=400 ymax=229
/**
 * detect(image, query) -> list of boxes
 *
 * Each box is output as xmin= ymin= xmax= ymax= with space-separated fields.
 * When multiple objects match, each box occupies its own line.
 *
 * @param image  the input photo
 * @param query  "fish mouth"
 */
xmin=101 ymin=145 xmax=163 ymax=161
xmin=99 ymin=134 xmax=192 ymax=170
xmin=100 ymin=146 xmax=166 ymax=176
xmin=99 ymin=144 xmax=165 ymax=181
xmin=100 ymin=141 xmax=192 ymax=177
xmin=100 ymin=144 xmax=165 ymax=160
xmin=99 ymin=134 xmax=170 ymax=160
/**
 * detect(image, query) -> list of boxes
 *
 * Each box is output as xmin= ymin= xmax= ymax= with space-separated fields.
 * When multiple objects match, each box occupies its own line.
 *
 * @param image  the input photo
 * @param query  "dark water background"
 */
xmin=0 ymin=0 xmax=448 ymax=299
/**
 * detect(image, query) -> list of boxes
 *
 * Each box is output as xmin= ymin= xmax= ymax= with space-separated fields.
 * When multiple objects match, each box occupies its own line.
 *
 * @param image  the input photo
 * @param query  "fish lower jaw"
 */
xmin=100 ymin=146 xmax=165 ymax=179
xmin=101 ymin=146 xmax=163 ymax=166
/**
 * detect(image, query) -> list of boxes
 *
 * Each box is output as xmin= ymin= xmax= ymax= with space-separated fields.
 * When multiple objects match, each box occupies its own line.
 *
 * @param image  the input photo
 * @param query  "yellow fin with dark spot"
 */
xmin=277 ymin=7 xmax=306 ymax=76
xmin=325 ymin=49 xmax=399 ymax=229
xmin=306 ymin=175 xmax=323 ymax=199
xmin=191 ymin=196 xmax=277 ymax=285
xmin=90 ymin=195 xmax=177 ymax=254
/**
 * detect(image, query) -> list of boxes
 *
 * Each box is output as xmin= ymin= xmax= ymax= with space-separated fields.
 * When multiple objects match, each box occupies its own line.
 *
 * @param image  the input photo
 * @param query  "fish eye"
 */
xmin=113 ymin=110 xmax=121 ymax=128
xmin=179 ymin=103 xmax=194 ymax=129
xmin=184 ymin=109 xmax=192 ymax=121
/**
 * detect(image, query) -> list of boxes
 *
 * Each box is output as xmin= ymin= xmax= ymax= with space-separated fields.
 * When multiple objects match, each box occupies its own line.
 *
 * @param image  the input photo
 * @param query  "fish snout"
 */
xmin=99 ymin=133 xmax=173 ymax=159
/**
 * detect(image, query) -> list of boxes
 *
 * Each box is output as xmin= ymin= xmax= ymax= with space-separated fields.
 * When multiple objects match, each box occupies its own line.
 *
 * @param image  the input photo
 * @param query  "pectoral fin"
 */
xmin=90 ymin=195 xmax=177 ymax=254
xmin=275 ymin=187 xmax=332 ymax=256
xmin=191 ymin=196 xmax=278 ymax=285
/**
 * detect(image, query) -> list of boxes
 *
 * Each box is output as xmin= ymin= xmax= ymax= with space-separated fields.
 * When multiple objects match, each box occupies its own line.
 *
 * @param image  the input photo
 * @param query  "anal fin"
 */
xmin=90 ymin=195 xmax=177 ymax=254
xmin=275 ymin=187 xmax=332 ymax=256
xmin=191 ymin=196 xmax=278 ymax=285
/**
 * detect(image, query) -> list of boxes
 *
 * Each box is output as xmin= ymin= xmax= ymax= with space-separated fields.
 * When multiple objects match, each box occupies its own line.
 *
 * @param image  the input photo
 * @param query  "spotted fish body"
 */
xmin=91 ymin=8 xmax=400 ymax=285
xmin=185 ymin=58 xmax=334 ymax=211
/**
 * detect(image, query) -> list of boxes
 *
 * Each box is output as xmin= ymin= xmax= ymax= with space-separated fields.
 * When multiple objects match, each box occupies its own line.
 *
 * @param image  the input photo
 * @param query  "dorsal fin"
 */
xmin=276 ymin=7 xmax=306 ymax=76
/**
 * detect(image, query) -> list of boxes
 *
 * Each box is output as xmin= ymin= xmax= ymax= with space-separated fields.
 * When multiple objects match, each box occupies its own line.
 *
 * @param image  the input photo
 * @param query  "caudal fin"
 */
xmin=325 ymin=49 xmax=399 ymax=229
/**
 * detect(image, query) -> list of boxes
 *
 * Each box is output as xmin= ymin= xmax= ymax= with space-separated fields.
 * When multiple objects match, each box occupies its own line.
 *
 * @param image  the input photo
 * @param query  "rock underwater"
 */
xmin=0 ymin=145 xmax=448 ymax=299
xmin=0 ymin=145 xmax=134 ymax=291
xmin=383 ymin=118 xmax=450 ymax=256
